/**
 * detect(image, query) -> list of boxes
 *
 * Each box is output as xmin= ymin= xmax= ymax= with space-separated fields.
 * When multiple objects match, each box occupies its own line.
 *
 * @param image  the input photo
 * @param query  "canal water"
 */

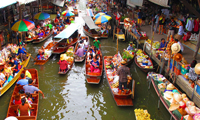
xmin=0 ymin=1 xmax=170 ymax=120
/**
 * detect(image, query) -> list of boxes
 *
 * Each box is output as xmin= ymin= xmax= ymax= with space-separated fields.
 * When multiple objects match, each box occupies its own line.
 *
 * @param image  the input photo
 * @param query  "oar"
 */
xmin=21 ymin=49 xmax=35 ymax=60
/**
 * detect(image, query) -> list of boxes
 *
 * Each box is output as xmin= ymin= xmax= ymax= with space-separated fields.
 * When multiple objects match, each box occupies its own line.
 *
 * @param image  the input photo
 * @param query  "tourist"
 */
xmin=167 ymin=17 xmax=177 ymax=41
xmin=17 ymin=97 xmax=32 ymax=116
xmin=23 ymin=79 xmax=45 ymax=98
xmin=75 ymin=45 xmax=84 ymax=57
xmin=56 ymin=11 xmax=61 ymax=18
xmin=3 ymin=63 xmax=13 ymax=79
xmin=84 ymin=37 xmax=89 ymax=49
xmin=154 ymin=12 xmax=160 ymax=33
xmin=87 ymin=49 xmax=95 ymax=59
xmin=137 ymin=9 xmax=142 ymax=27
xmin=16 ymin=73 xmax=28 ymax=86
xmin=26 ymin=92 xmax=33 ymax=105
xmin=17 ymin=44 xmax=27 ymax=61
xmin=13 ymin=93 xmax=21 ymax=105
xmin=127 ymin=43 xmax=134 ymax=51
xmin=93 ymin=37 xmax=101 ymax=50
xmin=57 ymin=55 xmax=68 ymax=73
xmin=54 ymin=17 xmax=59 ymax=25
xmin=53 ymin=27 xmax=58 ymax=35
xmin=188 ymin=60 xmax=197 ymax=86
xmin=0 ymin=69 xmax=5 ymax=87
xmin=12 ymin=56 xmax=19 ymax=75
xmin=158 ymin=14 xmax=165 ymax=34
xmin=90 ymin=55 xmax=100 ymax=73
xmin=159 ymin=38 xmax=167 ymax=50
xmin=88 ymin=54 xmax=93 ymax=63
xmin=174 ymin=39 xmax=184 ymax=53
xmin=176 ymin=21 xmax=184 ymax=42
xmin=117 ymin=60 xmax=131 ymax=94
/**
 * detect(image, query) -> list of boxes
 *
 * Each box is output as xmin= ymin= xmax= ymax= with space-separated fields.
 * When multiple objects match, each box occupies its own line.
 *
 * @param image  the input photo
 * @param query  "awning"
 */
xmin=86 ymin=9 xmax=94 ymax=17
xmin=0 ymin=0 xmax=17 ymax=9
xmin=82 ymin=16 xmax=99 ymax=30
xmin=127 ymin=0 xmax=143 ymax=7
xmin=149 ymin=0 xmax=170 ymax=8
xmin=54 ymin=23 xmax=81 ymax=39
xmin=51 ymin=0 xmax=64 ymax=7
xmin=18 ymin=0 xmax=36 ymax=5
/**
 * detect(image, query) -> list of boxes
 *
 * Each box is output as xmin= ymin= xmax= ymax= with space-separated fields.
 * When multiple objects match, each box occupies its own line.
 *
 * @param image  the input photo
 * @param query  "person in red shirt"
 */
xmin=54 ymin=17 xmax=59 ymax=25
xmin=193 ymin=18 xmax=200 ymax=34
xmin=57 ymin=55 xmax=68 ymax=73
xmin=13 ymin=93 xmax=21 ymax=105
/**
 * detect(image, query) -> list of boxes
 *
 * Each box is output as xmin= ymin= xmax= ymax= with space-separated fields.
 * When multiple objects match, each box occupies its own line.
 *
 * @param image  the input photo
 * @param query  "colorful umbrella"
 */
xmin=94 ymin=15 xmax=112 ymax=24
xmin=62 ymin=11 xmax=75 ymax=17
xmin=11 ymin=19 xmax=35 ymax=32
xmin=93 ymin=12 xmax=105 ymax=19
xmin=34 ymin=12 xmax=50 ymax=20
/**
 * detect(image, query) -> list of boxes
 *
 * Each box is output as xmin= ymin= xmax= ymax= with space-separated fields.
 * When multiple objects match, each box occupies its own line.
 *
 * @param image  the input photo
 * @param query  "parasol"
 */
xmin=94 ymin=15 xmax=112 ymax=24
xmin=34 ymin=12 xmax=50 ymax=20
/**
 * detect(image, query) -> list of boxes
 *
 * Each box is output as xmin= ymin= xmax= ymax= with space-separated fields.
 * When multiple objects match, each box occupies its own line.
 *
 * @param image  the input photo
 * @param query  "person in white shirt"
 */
xmin=175 ymin=39 xmax=184 ymax=53
xmin=176 ymin=21 xmax=184 ymax=42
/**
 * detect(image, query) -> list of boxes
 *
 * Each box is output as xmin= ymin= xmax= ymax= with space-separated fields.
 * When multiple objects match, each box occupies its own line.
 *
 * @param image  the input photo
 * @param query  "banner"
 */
xmin=149 ymin=0 xmax=170 ymax=8
xmin=127 ymin=0 xmax=143 ymax=7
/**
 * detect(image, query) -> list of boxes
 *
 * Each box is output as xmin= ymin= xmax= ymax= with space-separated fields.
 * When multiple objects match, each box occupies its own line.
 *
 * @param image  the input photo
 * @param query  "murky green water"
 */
xmin=0 ymin=1 xmax=171 ymax=120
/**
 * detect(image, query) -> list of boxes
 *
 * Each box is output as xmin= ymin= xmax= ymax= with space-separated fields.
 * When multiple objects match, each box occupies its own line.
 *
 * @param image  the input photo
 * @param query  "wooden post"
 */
xmin=193 ymin=31 xmax=200 ymax=59
xmin=40 ymin=0 xmax=43 ymax=12
xmin=116 ymin=28 xmax=119 ymax=54
xmin=113 ymin=26 xmax=115 ymax=40
xmin=150 ymin=31 xmax=154 ymax=57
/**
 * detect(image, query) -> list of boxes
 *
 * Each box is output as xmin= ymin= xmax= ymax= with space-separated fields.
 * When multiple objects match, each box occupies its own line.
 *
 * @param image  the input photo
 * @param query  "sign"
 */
xmin=149 ymin=0 xmax=170 ymax=8
xmin=127 ymin=0 xmax=143 ymax=7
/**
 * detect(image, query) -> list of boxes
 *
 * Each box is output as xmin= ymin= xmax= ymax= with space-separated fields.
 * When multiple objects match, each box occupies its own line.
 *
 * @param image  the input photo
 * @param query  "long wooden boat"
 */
xmin=32 ymin=30 xmax=53 ymax=44
xmin=135 ymin=51 xmax=154 ymax=73
xmin=0 ymin=54 xmax=31 ymax=96
xmin=6 ymin=68 xmax=39 ymax=120
xmin=148 ymin=73 xmax=180 ymax=120
xmin=34 ymin=41 xmax=58 ymax=65
xmin=52 ymin=38 xmax=78 ymax=54
xmin=83 ymin=26 xmax=108 ymax=39
xmin=121 ymin=51 xmax=135 ymax=66
xmin=85 ymin=50 xmax=103 ymax=84
xmin=24 ymin=37 xmax=37 ymax=43
xmin=58 ymin=46 xmax=74 ymax=74
xmin=74 ymin=36 xmax=89 ymax=62
xmin=104 ymin=56 xmax=134 ymax=106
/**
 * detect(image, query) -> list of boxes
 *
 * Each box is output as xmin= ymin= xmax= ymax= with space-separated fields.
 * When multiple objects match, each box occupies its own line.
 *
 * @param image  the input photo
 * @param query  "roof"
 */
xmin=54 ymin=23 xmax=80 ymax=39
xmin=82 ymin=16 xmax=99 ymax=30
xmin=0 ymin=0 xmax=17 ymax=8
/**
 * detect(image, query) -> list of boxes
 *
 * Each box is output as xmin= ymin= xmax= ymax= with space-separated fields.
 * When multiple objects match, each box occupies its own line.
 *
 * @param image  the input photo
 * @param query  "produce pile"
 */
xmin=44 ymin=49 xmax=51 ymax=59
xmin=146 ymin=39 xmax=160 ymax=49
xmin=60 ymin=46 xmax=74 ymax=64
xmin=122 ymin=50 xmax=134 ymax=63
xmin=134 ymin=109 xmax=151 ymax=120
xmin=147 ymin=72 xmax=200 ymax=120
xmin=136 ymin=49 xmax=153 ymax=69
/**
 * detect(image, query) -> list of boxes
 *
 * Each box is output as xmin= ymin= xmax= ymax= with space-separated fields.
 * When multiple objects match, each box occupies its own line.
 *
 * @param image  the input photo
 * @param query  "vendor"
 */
xmin=57 ymin=55 xmax=68 ymax=73
xmin=175 ymin=39 xmax=184 ymax=53
xmin=116 ymin=60 xmax=131 ymax=94
xmin=159 ymin=38 xmax=167 ymax=50
xmin=127 ymin=43 xmax=134 ymax=51
xmin=188 ymin=60 xmax=197 ymax=85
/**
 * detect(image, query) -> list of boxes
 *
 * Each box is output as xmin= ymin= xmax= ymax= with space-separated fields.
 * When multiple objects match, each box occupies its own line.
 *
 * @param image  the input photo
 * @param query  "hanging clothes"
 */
xmin=186 ymin=18 xmax=194 ymax=32
xmin=193 ymin=19 xmax=200 ymax=33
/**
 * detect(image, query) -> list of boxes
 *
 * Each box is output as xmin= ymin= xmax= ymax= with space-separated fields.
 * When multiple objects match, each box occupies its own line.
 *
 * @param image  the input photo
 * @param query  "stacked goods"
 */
xmin=136 ymin=49 xmax=153 ymax=69
xmin=61 ymin=46 xmax=74 ymax=64
xmin=134 ymin=109 xmax=151 ymax=120
xmin=44 ymin=49 xmax=51 ymax=59
xmin=146 ymin=39 xmax=151 ymax=44
xmin=148 ymin=72 xmax=200 ymax=120
xmin=152 ymin=41 xmax=160 ymax=49
xmin=181 ymin=64 xmax=190 ymax=75
xmin=122 ymin=50 xmax=134 ymax=63
xmin=140 ymin=31 xmax=147 ymax=37
xmin=166 ymin=36 xmax=175 ymax=52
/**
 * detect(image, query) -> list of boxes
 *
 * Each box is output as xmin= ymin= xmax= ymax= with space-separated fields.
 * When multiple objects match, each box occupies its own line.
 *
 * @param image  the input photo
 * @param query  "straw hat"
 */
xmin=185 ymin=106 xmax=200 ymax=115
xmin=174 ymin=53 xmax=183 ymax=62
xmin=169 ymin=103 xmax=180 ymax=111
xmin=193 ymin=113 xmax=200 ymax=120
xmin=173 ymin=93 xmax=183 ymax=102
xmin=167 ymin=83 xmax=175 ymax=90
xmin=60 ymin=54 xmax=65 ymax=61
xmin=164 ymin=91 xmax=173 ymax=100
xmin=171 ymin=43 xmax=181 ymax=54
xmin=4 ymin=117 xmax=18 ymax=120
xmin=121 ymin=60 xmax=126 ymax=65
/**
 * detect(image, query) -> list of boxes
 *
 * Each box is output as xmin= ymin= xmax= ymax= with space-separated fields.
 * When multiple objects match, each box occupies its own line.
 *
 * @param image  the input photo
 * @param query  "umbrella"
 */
xmin=93 ymin=12 xmax=105 ymax=19
xmin=94 ymin=15 xmax=112 ymax=24
xmin=11 ymin=19 xmax=35 ymax=32
xmin=34 ymin=12 xmax=50 ymax=20
xmin=62 ymin=11 xmax=75 ymax=17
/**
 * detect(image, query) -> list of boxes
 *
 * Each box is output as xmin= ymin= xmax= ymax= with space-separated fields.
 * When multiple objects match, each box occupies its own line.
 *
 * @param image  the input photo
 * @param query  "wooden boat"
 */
xmin=148 ymin=73 xmax=180 ymax=120
xmin=74 ymin=36 xmax=89 ymax=62
xmin=24 ymin=37 xmax=36 ymax=43
xmin=85 ymin=50 xmax=103 ymax=84
xmin=104 ymin=56 xmax=134 ymax=106
xmin=58 ymin=46 xmax=74 ymax=74
xmin=6 ymin=68 xmax=39 ymax=120
xmin=52 ymin=38 xmax=78 ymax=54
xmin=135 ymin=51 xmax=154 ymax=73
xmin=0 ymin=54 xmax=31 ymax=96
xmin=121 ymin=50 xmax=135 ymax=66
xmin=32 ymin=30 xmax=53 ymax=44
xmin=34 ymin=41 xmax=58 ymax=65
xmin=82 ymin=16 xmax=108 ymax=39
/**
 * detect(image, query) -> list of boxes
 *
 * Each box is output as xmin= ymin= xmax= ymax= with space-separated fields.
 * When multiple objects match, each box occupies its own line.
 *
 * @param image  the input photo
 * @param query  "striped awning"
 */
xmin=0 ymin=0 xmax=17 ymax=9
xmin=86 ymin=9 xmax=94 ymax=17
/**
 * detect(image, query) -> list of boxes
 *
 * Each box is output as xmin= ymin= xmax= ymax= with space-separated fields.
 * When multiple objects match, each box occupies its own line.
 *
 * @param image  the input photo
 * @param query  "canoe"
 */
xmin=85 ymin=49 xmax=103 ymax=84
xmin=0 ymin=54 xmax=31 ymax=96
xmin=52 ymin=38 xmax=78 ymax=54
xmin=24 ymin=37 xmax=37 ymax=43
xmin=83 ymin=26 xmax=108 ymax=39
xmin=104 ymin=56 xmax=134 ymax=106
xmin=58 ymin=46 xmax=74 ymax=74
xmin=74 ymin=36 xmax=89 ymax=62
xmin=135 ymin=51 xmax=154 ymax=73
xmin=32 ymin=30 xmax=53 ymax=44
xmin=6 ymin=68 xmax=39 ymax=120
xmin=148 ymin=73 xmax=181 ymax=120
xmin=34 ymin=41 xmax=58 ymax=65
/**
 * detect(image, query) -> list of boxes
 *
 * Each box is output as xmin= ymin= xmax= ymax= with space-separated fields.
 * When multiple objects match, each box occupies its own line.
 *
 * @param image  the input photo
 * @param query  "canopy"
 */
xmin=149 ymin=0 xmax=170 ymax=8
xmin=18 ymin=0 xmax=36 ymax=5
xmin=0 ymin=0 xmax=17 ymax=8
xmin=127 ymin=0 xmax=142 ymax=7
xmin=54 ymin=23 xmax=80 ymax=39
xmin=51 ymin=0 xmax=64 ymax=7
xmin=86 ymin=9 xmax=94 ymax=17
xmin=82 ymin=16 xmax=99 ymax=30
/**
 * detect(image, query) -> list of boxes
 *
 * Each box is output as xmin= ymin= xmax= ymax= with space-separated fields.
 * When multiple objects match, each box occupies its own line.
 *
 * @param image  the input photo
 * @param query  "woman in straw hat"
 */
xmin=116 ymin=60 xmax=131 ymax=94
xmin=174 ymin=39 xmax=184 ymax=54
xmin=57 ymin=54 xmax=68 ymax=73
